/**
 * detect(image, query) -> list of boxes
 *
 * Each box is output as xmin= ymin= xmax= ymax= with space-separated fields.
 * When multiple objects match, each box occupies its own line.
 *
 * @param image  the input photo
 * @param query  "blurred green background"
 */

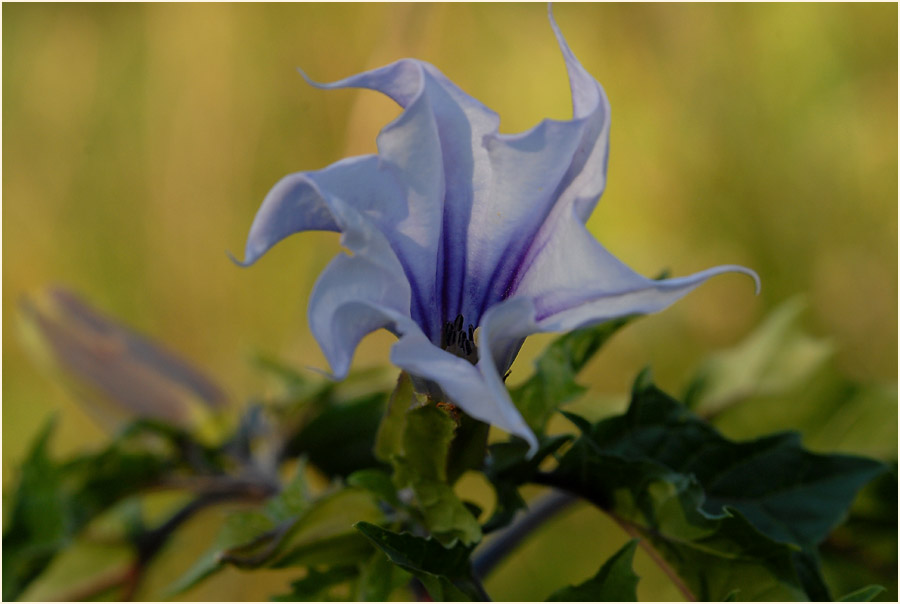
xmin=3 ymin=3 xmax=897 ymax=601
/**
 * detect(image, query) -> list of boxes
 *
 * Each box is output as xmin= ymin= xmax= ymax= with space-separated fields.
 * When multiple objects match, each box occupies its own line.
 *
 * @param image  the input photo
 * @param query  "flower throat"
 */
xmin=441 ymin=314 xmax=478 ymax=364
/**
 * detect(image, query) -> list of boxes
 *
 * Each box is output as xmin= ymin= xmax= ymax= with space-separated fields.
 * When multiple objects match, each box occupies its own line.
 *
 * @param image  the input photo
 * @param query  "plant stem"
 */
xmin=531 ymin=473 xmax=698 ymax=603
xmin=473 ymin=490 xmax=578 ymax=580
xmin=606 ymin=511 xmax=697 ymax=602
xmin=46 ymin=483 xmax=272 ymax=601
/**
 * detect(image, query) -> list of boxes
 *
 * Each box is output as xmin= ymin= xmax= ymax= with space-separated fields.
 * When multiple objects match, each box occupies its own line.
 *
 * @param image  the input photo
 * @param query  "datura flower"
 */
xmin=238 ymin=8 xmax=758 ymax=452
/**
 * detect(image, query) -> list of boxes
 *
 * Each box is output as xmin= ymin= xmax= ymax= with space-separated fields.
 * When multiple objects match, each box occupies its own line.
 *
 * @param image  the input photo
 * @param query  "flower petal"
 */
xmin=240 ymin=78 xmax=449 ymax=336
xmin=390 ymin=327 xmax=537 ymax=453
xmin=461 ymin=6 xmax=614 ymax=319
xmin=513 ymin=203 xmax=760 ymax=332
xmin=307 ymin=197 xmax=421 ymax=378
xmin=301 ymin=61 xmax=500 ymax=326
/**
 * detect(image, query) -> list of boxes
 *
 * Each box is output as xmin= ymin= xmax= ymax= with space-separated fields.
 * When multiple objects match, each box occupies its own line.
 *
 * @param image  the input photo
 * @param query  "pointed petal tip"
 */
xmin=295 ymin=66 xmax=319 ymax=87
xmin=547 ymin=2 xmax=563 ymax=40
xmin=226 ymin=249 xmax=253 ymax=268
xmin=691 ymin=264 xmax=761 ymax=295
xmin=296 ymin=67 xmax=339 ymax=91
xmin=733 ymin=265 xmax=762 ymax=295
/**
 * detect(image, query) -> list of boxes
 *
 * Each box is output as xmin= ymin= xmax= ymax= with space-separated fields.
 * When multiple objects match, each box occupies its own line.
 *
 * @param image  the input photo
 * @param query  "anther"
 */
xmin=441 ymin=314 xmax=479 ymax=364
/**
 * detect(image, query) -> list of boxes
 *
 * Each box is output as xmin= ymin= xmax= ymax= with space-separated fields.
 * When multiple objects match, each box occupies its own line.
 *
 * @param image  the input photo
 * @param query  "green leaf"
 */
xmin=354 ymin=522 xmax=481 ymax=601
xmin=446 ymin=413 xmax=490 ymax=485
xmin=346 ymin=468 xmax=401 ymax=508
xmin=270 ymin=533 xmax=374 ymax=569
xmin=374 ymin=372 xmax=416 ymax=463
xmin=166 ymin=509 xmax=276 ymax=596
xmin=264 ymin=462 xmax=312 ymax=523
xmin=820 ymin=470 xmax=897 ymax=601
xmin=2 ymin=421 xmax=67 ymax=601
xmin=839 ymin=585 xmax=886 ymax=601
xmin=482 ymin=435 xmax=571 ymax=533
xmin=169 ymin=487 xmax=382 ymax=595
xmin=356 ymin=551 xmax=411 ymax=602
xmin=546 ymin=539 xmax=640 ymax=602
xmin=548 ymin=373 xmax=887 ymax=601
xmin=403 ymin=405 xmax=456 ymax=482
xmin=401 ymin=406 xmax=482 ymax=545
xmin=288 ymin=392 xmax=387 ymax=478
xmin=378 ymin=380 xmax=482 ymax=546
xmin=273 ymin=488 xmax=384 ymax=567
xmin=593 ymin=375 xmax=887 ymax=548
xmin=272 ymin=566 xmax=359 ymax=601
xmin=3 ymin=420 xmax=175 ymax=601
xmin=510 ymin=317 xmax=632 ymax=433
xmin=684 ymin=297 xmax=834 ymax=416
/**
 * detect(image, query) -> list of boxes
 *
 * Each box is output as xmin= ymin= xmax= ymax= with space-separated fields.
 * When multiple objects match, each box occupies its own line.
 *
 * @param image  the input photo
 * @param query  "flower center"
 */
xmin=440 ymin=314 xmax=479 ymax=364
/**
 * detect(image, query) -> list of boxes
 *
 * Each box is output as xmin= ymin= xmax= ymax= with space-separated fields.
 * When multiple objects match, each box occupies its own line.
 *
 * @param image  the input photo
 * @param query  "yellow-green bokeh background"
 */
xmin=4 ymin=3 xmax=897 ymax=601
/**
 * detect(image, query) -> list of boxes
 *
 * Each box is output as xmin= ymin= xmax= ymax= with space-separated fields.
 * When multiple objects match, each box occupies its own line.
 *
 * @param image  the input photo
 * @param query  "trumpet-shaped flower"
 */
xmin=238 ymin=8 xmax=758 ymax=451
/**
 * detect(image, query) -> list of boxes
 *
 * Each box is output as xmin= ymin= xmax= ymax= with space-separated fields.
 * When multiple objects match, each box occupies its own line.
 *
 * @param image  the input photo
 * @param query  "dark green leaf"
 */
xmin=511 ymin=318 xmax=632 ymax=433
xmin=272 ymin=566 xmax=359 ymax=601
xmin=346 ymin=468 xmax=400 ymax=508
xmin=354 ymin=522 xmax=480 ymax=601
xmin=356 ymin=551 xmax=411 ymax=601
xmin=588 ymin=374 xmax=886 ymax=548
xmin=547 ymin=373 xmax=887 ymax=601
xmin=288 ymin=392 xmax=386 ymax=478
xmin=446 ymin=413 xmax=490 ymax=485
xmin=839 ymin=585 xmax=886 ymax=602
xmin=792 ymin=549 xmax=832 ymax=601
xmin=546 ymin=539 xmax=640 ymax=601
xmin=3 ymin=420 xmax=175 ymax=601
xmin=820 ymin=469 xmax=897 ymax=601
xmin=482 ymin=435 xmax=571 ymax=533
xmin=2 ymin=421 xmax=66 ymax=601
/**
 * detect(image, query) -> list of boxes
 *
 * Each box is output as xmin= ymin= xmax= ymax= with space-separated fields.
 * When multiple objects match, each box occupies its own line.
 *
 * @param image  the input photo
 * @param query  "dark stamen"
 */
xmin=441 ymin=314 xmax=479 ymax=364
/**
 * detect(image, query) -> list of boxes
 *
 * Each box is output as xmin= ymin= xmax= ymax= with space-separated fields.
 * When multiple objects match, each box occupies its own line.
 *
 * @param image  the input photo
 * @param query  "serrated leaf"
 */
xmin=354 ymin=522 xmax=480 ymax=601
xmin=511 ymin=318 xmax=632 ymax=433
xmin=272 ymin=566 xmax=359 ymax=601
xmin=839 ymin=585 xmax=886 ymax=601
xmin=546 ymin=539 xmax=640 ymax=601
xmin=548 ymin=376 xmax=887 ymax=601
xmin=374 ymin=372 xmax=416 ymax=463
xmin=403 ymin=406 xmax=481 ymax=545
xmin=592 ymin=379 xmax=886 ymax=548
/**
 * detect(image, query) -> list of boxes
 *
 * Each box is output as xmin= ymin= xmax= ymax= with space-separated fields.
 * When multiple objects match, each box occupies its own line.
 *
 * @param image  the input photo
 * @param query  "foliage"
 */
xmin=546 ymin=539 xmax=640 ymax=602
xmin=3 ymin=303 xmax=894 ymax=601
